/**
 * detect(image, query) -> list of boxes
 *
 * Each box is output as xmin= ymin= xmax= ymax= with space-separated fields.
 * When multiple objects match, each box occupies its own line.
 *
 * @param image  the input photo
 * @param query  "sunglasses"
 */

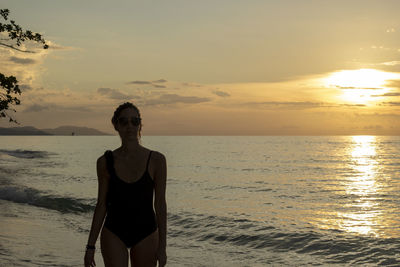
xmin=118 ymin=117 xmax=141 ymax=126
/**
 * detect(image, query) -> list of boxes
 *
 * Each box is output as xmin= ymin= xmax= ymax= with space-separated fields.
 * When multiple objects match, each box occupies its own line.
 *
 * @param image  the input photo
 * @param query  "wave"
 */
xmin=0 ymin=149 xmax=55 ymax=159
xmin=0 ymin=186 xmax=94 ymax=213
xmin=169 ymin=212 xmax=400 ymax=265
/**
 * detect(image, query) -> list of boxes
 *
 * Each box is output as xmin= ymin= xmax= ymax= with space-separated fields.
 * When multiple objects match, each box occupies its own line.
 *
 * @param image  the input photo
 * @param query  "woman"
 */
xmin=84 ymin=102 xmax=167 ymax=267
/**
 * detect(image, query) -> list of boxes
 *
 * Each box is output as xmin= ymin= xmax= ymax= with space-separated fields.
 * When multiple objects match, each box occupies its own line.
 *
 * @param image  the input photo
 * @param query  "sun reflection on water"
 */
xmin=310 ymin=136 xmax=399 ymax=238
xmin=339 ymin=136 xmax=381 ymax=236
xmin=347 ymin=136 xmax=378 ymax=195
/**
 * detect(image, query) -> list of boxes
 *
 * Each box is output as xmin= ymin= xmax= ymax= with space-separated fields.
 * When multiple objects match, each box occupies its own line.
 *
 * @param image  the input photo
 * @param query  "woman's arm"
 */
xmin=154 ymin=152 xmax=167 ymax=266
xmin=87 ymin=155 xmax=110 ymax=246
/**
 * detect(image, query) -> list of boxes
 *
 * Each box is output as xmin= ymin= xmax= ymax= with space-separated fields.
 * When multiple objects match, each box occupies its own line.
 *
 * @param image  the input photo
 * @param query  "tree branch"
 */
xmin=0 ymin=42 xmax=36 ymax=53
xmin=1 ymin=8 xmax=48 ymax=124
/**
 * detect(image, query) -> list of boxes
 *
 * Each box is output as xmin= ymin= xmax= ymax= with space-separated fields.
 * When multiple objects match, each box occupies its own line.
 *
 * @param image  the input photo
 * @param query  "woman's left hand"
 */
xmin=84 ymin=249 xmax=96 ymax=267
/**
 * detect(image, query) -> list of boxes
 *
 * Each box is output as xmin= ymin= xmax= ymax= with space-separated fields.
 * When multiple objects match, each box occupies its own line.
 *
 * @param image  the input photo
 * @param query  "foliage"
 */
xmin=0 ymin=9 xmax=48 ymax=52
xmin=0 ymin=8 xmax=49 ymax=123
xmin=0 ymin=74 xmax=20 ymax=123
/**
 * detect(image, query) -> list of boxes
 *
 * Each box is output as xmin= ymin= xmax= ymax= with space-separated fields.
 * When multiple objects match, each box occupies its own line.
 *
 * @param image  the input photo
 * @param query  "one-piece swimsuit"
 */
xmin=103 ymin=150 xmax=157 ymax=248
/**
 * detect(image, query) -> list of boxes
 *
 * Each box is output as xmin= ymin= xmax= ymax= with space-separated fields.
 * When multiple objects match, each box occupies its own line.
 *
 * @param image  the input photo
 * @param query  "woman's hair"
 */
xmin=111 ymin=102 xmax=142 ymax=140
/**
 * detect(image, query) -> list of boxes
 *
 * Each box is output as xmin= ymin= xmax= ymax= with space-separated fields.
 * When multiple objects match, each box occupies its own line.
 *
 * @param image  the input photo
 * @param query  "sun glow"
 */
xmin=324 ymin=69 xmax=400 ymax=104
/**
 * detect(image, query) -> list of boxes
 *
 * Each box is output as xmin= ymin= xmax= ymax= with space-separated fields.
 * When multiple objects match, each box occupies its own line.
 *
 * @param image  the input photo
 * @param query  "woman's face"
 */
xmin=115 ymin=108 xmax=141 ymax=140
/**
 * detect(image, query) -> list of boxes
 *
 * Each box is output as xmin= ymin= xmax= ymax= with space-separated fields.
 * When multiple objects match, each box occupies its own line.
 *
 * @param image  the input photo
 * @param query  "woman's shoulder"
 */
xmin=98 ymin=150 xmax=113 ymax=158
xmin=149 ymin=149 xmax=166 ymax=163
xmin=96 ymin=153 xmax=107 ymax=168
xmin=147 ymin=150 xmax=166 ymax=179
xmin=95 ymin=153 xmax=111 ymax=180
xmin=96 ymin=150 xmax=113 ymax=168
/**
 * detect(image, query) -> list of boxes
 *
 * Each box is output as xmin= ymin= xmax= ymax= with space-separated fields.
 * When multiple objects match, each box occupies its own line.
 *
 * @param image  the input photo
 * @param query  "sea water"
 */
xmin=0 ymin=136 xmax=399 ymax=266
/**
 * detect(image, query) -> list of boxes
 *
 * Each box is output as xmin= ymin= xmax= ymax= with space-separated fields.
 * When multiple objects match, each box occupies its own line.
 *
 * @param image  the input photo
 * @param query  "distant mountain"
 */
xmin=0 ymin=126 xmax=51 ymax=135
xmin=0 ymin=126 xmax=111 ymax=136
xmin=41 ymin=126 xmax=111 ymax=136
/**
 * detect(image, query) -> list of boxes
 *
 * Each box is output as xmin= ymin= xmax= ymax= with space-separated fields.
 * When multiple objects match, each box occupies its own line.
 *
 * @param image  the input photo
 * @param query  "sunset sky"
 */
xmin=1 ymin=0 xmax=400 ymax=135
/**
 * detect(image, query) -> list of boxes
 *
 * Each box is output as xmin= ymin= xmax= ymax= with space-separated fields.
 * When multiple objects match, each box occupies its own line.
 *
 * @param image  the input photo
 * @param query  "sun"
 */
xmin=323 ymin=69 xmax=399 ymax=104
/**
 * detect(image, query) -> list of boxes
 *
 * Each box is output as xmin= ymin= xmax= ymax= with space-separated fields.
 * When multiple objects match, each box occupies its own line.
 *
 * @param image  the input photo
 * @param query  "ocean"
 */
xmin=0 ymin=136 xmax=399 ymax=266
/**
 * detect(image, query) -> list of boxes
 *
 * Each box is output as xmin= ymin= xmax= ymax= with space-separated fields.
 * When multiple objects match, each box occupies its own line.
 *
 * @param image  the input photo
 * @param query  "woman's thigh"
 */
xmin=130 ymin=230 xmax=159 ymax=267
xmin=100 ymin=227 xmax=129 ymax=267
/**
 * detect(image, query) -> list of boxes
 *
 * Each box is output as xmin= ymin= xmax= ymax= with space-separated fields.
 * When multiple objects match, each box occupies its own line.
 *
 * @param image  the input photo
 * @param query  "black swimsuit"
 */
xmin=103 ymin=150 xmax=157 ymax=248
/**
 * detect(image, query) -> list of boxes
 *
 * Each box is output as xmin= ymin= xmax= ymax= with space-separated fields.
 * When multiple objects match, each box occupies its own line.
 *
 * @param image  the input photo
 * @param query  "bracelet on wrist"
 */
xmin=86 ymin=244 xmax=96 ymax=250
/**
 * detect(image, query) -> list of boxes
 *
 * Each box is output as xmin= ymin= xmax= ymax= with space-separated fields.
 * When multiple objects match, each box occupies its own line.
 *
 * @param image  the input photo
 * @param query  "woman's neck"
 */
xmin=120 ymin=139 xmax=141 ymax=154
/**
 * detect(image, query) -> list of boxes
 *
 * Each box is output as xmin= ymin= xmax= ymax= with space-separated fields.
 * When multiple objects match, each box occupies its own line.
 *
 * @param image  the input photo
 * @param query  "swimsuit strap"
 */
xmin=104 ymin=150 xmax=116 ymax=177
xmin=146 ymin=151 xmax=152 ymax=171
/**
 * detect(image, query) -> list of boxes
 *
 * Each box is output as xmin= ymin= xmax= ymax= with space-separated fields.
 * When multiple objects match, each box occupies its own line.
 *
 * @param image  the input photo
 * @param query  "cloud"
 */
xmin=22 ymin=102 xmax=93 ymax=113
xmin=372 ymin=92 xmax=400 ymax=97
xmin=145 ymin=94 xmax=211 ymax=106
xmin=127 ymin=80 xmax=152 ymax=85
xmin=97 ymin=88 xmax=137 ymax=100
xmin=379 ymin=102 xmax=400 ymax=106
xmin=245 ymin=101 xmax=327 ymax=109
xmin=127 ymin=79 xmax=168 ymax=88
xmin=354 ymin=112 xmax=400 ymax=118
xmin=182 ymin=82 xmax=203 ymax=87
xmin=386 ymin=79 xmax=400 ymax=89
xmin=0 ymin=35 xmax=57 ymax=85
xmin=380 ymin=61 xmax=400 ymax=66
xmin=213 ymin=90 xmax=230 ymax=97
xmin=23 ymin=104 xmax=50 ymax=112
xmin=335 ymin=85 xmax=382 ymax=90
xmin=384 ymin=93 xmax=400 ymax=96
xmin=56 ymin=105 xmax=92 ymax=112
xmin=370 ymin=45 xmax=388 ymax=50
xmin=244 ymin=101 xmax=366 ymax=110
xmin=339 ymin=103 xmax=367 ymax=107
xmin=19 ymin=84 xmax=33 ymax=91
xmin=9 ymin=56 xmax=36 ymax=65
xmin=46 ymin=41 xmax=78 ymax=51
xmin=153 ymin=79 xmax=167 ymax=83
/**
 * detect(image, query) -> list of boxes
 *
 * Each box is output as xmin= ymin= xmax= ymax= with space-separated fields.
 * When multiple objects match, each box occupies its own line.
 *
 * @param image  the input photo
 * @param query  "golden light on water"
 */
xmin=340 ymin=136 xmax=380 ymax=236
xmin=348 ymin=136 xmax=378 ymax=196
xmin=324 ymin=69 xmax=400 ymax=104
xmin=302 ymin=135 xmax=399 ymax=238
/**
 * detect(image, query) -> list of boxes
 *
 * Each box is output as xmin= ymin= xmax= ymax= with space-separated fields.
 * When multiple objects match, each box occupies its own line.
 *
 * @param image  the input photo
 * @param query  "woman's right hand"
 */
xmin=157 ymin=248 xmax=167 ymax=267
xmin=84 ymin=249 xmax=96 ymax=267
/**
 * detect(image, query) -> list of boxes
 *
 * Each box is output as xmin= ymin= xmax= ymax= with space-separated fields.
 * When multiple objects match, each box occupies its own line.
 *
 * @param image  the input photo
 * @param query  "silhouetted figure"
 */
xmin=85 ymin=102 xmax=167 ymax=267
